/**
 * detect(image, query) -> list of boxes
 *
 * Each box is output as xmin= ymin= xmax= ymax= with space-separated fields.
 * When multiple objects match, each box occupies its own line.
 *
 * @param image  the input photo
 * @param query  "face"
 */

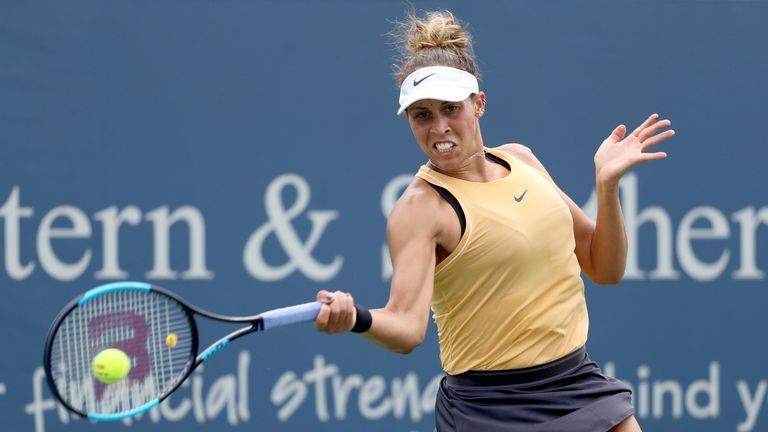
xmin=406 ymin=93 xmax=485 ymax=172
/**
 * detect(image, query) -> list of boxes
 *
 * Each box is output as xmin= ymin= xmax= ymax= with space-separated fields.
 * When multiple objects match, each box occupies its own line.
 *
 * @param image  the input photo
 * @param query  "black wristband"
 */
xmin=351 ymin=305 xmax=372 ymax=333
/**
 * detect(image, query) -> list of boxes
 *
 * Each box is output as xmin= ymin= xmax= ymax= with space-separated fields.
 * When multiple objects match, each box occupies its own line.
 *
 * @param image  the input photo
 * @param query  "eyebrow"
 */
xmin=409 ymin=101 xmax=457 ymax=111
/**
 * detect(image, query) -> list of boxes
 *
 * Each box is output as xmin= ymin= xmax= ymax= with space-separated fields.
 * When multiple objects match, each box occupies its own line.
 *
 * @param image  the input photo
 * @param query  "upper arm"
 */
xmin=498 ymin=144 xmax=598 ymax=276
xmin=383 ymin=183 xmax=441 ymax=336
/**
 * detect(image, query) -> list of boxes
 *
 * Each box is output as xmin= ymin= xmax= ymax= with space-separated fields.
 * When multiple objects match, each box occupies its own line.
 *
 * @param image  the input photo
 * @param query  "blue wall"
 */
xmin=1 ymin=1 xmax=766 ymax=431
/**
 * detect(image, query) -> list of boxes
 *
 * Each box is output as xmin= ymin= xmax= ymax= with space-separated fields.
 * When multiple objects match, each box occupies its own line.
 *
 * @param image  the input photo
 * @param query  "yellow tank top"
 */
xmin=415 ymin=147 xmax=588 ymax=374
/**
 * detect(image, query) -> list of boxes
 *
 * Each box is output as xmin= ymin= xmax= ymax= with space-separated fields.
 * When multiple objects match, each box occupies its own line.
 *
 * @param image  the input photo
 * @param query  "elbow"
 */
xmin=589 ymin=271 xmax=625 ymax=285
xmin=591 ymin=276 xmax=623 ymax=285
xmin=585 ymin=260 xmax=626 ymax=285
xmin=393 ymin=334 xmax=425 ymax=355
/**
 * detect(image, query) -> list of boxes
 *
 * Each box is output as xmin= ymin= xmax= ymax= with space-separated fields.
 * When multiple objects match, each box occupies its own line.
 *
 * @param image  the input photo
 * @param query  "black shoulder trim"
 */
xmin=429 ymin=184 xmax=466 ymax=237
xmin=485 ymin=151 xmax=510 ymax=169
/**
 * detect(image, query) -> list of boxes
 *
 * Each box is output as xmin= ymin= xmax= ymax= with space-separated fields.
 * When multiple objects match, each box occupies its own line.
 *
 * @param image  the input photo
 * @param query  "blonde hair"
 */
xmin=391 ymin=10 xmax=480 ymax=85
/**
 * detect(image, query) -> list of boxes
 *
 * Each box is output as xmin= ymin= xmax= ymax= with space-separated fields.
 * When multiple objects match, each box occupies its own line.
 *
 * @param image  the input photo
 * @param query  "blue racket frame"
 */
xmin=43 ymin=281 xmax=322 ymax=421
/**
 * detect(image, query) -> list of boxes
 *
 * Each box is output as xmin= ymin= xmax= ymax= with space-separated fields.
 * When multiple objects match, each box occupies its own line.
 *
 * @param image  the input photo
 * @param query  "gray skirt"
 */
xmin=435 ymin=346 xmax=633 ymax=432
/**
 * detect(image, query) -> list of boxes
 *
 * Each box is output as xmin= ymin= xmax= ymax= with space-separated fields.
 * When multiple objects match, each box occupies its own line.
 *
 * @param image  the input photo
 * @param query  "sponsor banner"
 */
xmin=1 ymin=1 xmax=765 ymax=431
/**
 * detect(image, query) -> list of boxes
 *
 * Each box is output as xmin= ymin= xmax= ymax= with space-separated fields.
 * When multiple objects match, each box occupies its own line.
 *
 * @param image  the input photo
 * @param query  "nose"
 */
xmin=430 ymin=113 xmax=450 ymax=135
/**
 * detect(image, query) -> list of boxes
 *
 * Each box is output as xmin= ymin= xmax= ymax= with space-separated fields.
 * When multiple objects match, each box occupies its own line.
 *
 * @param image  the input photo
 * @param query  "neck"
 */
xmin=427 ymin=130 xmax=502 ymax=182
xmin=428 ymin=150 xmax=507 ymax=183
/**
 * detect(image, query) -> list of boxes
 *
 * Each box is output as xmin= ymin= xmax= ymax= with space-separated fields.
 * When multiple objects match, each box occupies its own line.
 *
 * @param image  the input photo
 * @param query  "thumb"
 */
xmin=607 ymin=124 xmax=626 ymax=143
xmin=316 ymin=290 xmax=333 ymax=303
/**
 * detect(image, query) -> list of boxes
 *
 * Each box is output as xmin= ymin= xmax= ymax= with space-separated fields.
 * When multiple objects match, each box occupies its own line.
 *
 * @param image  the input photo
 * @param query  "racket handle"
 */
xmin=261 ymin=302 xmax=322 ymax=330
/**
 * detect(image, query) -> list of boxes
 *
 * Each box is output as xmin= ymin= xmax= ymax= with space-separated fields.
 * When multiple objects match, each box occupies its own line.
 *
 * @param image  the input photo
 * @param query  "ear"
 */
xmin=474 ymin=92 xmax=486 ymax=117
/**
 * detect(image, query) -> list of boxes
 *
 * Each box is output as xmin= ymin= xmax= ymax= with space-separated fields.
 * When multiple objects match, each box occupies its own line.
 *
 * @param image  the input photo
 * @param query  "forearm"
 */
xmin=590 ymin=179 xmax=628 ymax=284
xmin=359 ymin=307 xmax=428 ymax=354
xmin=587 ymin=113 xmax=674 ymax=282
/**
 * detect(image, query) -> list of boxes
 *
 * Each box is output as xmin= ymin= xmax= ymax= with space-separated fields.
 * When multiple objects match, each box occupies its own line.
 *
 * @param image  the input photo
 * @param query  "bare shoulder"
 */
xmin=495 ymin=143 xmax=551 ymax=176
xmin=497 ymin=142 xmax=534 ymax=157
xmin=387 ymin=177 xmax=443 ymax=237
xmin=393 ymin=176 xmax=442 ymax=212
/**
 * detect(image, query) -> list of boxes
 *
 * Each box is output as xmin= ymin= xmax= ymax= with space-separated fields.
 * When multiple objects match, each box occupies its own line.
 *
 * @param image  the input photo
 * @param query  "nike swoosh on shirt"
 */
xmin=514 ymin=190 xmax=528 ymax=202
xmin=413 ymin=73 xmax=437 ymax=86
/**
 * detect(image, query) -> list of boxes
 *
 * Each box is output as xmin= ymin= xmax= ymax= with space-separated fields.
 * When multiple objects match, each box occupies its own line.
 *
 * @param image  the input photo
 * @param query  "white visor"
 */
xmin=397 ymin=66 xmax=479 ymax=115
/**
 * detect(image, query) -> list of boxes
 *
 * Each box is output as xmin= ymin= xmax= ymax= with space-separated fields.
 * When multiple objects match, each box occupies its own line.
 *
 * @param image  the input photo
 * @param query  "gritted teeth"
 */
xmin=435 ymin=142 xmax=455 ymax=153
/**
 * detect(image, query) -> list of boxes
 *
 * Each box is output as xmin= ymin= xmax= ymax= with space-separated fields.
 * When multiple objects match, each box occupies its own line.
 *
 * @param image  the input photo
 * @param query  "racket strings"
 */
xmin=49 ymin=290 xmax=195 ymax=415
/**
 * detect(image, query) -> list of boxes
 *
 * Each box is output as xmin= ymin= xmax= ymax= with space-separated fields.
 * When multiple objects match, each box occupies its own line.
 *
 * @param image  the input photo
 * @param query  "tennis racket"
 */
xmin=43 ymin=281 xmax=322 ymax=421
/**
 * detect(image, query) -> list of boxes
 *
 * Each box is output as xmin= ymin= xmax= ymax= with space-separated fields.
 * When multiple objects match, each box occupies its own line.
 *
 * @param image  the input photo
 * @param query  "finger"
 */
xmin=641 ymin=129 xmax=676 ymax=150
xmin=641 ymin=151 xmax=668 ymax=162
xmin=326 ymin=291 xmax=349 ymax=333
xmin=638 ymin=119 xmax=672 ymax=142
xmin=336 ymin=292 xmax=354 ymax=332
xmin=607 ymin=124 xmax=627 ymax=143
xmin=315 ymin=304 xmax=330 ymax=331
xmin=632 ymin=113 xmax=659 ymax=137
xmin=623 ymin=151 xmax=667 ymax=172
xmin=346 ymin=293 xmax=358 ymax=329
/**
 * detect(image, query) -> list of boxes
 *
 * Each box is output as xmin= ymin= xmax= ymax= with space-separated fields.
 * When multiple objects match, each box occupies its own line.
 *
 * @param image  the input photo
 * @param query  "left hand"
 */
xmin=594 ymin=113 xmax=675 ymax=186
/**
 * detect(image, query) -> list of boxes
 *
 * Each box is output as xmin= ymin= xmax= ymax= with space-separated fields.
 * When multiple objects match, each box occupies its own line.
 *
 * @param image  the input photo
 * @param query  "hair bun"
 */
xmin=406 ymin=11 xmax=471 ymax=54
xmin=391 ymin=10 xmax=479 ymax=85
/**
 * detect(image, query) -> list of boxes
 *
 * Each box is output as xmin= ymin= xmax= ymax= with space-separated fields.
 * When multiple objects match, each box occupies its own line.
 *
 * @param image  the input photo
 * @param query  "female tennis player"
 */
xmin=315 ymin=10 xmax=674 ymax=432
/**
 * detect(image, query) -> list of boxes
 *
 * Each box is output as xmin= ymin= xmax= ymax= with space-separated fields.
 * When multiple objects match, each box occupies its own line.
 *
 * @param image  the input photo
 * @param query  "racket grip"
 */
xmin=261 ymin=302 xmax=322 ymax=330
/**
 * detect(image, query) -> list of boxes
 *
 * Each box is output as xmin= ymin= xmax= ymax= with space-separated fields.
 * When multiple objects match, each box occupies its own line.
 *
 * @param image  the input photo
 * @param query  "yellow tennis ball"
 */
xmin=92 ymin=348 xmax=131 ymax=384
xmin=166 ymin=333 xmax=178 ymax=348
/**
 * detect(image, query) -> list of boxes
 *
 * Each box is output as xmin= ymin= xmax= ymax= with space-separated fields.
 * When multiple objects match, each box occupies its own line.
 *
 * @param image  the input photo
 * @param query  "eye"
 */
xmin=412 ymin=111 xmax=430 ymax=120
xmin=444 ymin=105 xmax=461 ymax=113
